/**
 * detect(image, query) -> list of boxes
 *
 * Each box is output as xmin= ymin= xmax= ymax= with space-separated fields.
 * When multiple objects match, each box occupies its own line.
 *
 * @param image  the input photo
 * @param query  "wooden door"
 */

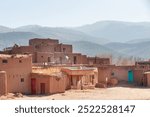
xmin=31 ymin=78 xmax=36 ymax=94
xmin=40 ymin=83 xmax=46 ymax=94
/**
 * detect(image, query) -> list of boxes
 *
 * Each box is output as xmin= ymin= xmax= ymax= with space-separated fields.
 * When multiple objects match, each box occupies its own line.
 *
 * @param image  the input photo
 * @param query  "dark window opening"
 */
xmin=2 ymin=59 xmax=8 ymax=63
xmin=74 ymin=56 xmax=77 ymax=64
xmin=41 ymin=56 xmax=43 ymax=58
xmin=21 ymin=78 xmax=24 ymax=82
xmin=111 ymin=72 xmax=115 ymax=76
xmin=35 ymin=45 xmax=39 ymax=49
xmin=63 ymin=48 xmax=66 ymax=52
xmin=48 ymin=57 xmax=51 ymax=62
xmin=19 ymin=60 xmax=22 ymax=63
xmin=71 ymin=76 xmax=73 ymax=85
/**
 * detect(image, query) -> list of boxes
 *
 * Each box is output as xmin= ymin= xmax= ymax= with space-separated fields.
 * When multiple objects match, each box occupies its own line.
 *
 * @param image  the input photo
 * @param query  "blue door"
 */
xmin=128 ymin=70 xmax=134 ymax=83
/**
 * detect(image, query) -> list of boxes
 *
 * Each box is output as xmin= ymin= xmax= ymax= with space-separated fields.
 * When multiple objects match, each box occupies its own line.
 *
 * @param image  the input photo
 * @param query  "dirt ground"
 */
xmin=11 ymin=82 xmax=150 ymax=100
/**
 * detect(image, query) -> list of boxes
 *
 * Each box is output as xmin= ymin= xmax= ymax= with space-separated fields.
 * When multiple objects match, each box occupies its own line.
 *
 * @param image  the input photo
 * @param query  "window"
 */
xmin=63 ymin=48 xmax=66 ymax=52
xmin=19 ymin=60 xmax=22 ymax=63
xmin=2 ymin=59 xmax=8 ymax=63
xmin=41 ymin=56 xmax=43 ymax=58
xmin=48 ymin=57 xmax=51 ymax=62
xmin=35 ymin=45 xmax=39 ymax=49
xmin=21 ymin=78 xmax=24 ymax=82
xmin=111 ymin=72 xmax=115 ymax=76
xmin=74 ymin=56 xmax=77 ymax=64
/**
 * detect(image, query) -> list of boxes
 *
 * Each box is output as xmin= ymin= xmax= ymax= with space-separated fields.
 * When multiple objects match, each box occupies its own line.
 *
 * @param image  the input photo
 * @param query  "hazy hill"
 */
xmin=0 ymin=26 xmax=12 ymax=33
xmin=72 ymin=41 xmax=117 ymax=56
xmin=105 ymin=41 xmax=150 ymax=58
xmin=0 ymin=21 xmax=150 ymax=59
xmin=77 ymin=21 xmax=150 ymax=42
xmin=14 ymin=25 xmax=109 ymax=44
xmin=0 ymin=32 xmax=41 ymax=50
xmin=127 ymin=38 xmax=150 ymax=43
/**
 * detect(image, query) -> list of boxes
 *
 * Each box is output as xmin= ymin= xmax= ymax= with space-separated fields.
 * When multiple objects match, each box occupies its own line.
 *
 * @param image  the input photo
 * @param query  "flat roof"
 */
xmin=62 ymin=66 xmax=97 ymax=71
xmin=0 ymin=54 xmax=31 ymax=58
xmin=144 ymin=71 xmax=150 ymax=74
xmin=31 ymin=72 xmax=64 ymax=79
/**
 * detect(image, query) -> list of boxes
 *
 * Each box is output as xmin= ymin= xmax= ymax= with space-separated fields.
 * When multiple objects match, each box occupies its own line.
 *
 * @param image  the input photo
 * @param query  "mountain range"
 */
xmin=0 ymin=21 xmax=150 ymax=60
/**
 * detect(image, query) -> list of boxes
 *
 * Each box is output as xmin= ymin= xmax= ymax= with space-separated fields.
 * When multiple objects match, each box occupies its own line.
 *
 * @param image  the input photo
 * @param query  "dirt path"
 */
xmin=16 ymin=83 xmax=150 ymax=100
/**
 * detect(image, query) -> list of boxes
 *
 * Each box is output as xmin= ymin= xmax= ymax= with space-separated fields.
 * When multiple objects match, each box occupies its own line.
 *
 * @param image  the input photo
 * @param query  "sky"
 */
xmin=0 ymin=0 xmax=150 ymax=28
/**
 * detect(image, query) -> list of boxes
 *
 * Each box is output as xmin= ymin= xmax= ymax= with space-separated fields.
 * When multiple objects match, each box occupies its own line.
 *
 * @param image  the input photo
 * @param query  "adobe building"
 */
xmin=88 ymin=57 xmax=110 ymax=65
xmin=135 ymin=61 xmax=150 ymax=70
xmin=0 ymin=54 xmax=32 ymax=95
xmin=30 ymin=72 xmax=66 ymax=95
xmin=3 ymin=44 xmax=34 ymax=55
xmin=35 ymin=52 xmax=54 ymax=64
xmin=132 ymin=60 xmax=150 ymax=86
xmin=1 ymin=38 xmax=111 ymax=66
xmin=97 ymin=65 xmax=135 ymax=84
xmin=143 ymin=72 xmax=150 ymax=87
xmin=97 ymin=62 xmax=150 ymax=87
xmin=61 ymin=66 xmax=98 ymax=90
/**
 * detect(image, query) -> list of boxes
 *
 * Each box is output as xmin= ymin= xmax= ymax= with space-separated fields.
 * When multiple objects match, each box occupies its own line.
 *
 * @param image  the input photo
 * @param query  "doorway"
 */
xmin=143 ymin=76 xmax=147 ymax=87
xmin=128 ymin=70 xmax=134 ymax=83
xmin=73 ymin=56 xmax=77 ymax=64
xmin=48 ymin=57 xmax=51 ymax=62
xmin=31 ymin=78 xmax=36 ymax=94
xmin=40 ymin=83 xmax=46 ymax=94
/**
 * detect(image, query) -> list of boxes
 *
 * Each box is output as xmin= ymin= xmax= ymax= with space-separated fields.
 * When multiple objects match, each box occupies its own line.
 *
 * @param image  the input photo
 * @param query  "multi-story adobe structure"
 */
xmin=0 ymin=54 xmax=32 ymax=95
xmin=135 ymin=61 xmax=150 ymax=70
xmin=0 ymin=53 xmax=98 ymax=95
xmin=88 ymin=57 xmax=110 ymax=65
xmin=1 ymin=38 xmax=111 ymax=66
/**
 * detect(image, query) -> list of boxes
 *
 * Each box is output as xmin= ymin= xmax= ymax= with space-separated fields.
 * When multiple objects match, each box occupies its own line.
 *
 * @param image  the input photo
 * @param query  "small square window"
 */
xmin=63 ymin=48 xmax=66 ymax=52
xmin=2 ymin=59 xmax=8 ymax=63
xmin=19 ymin=60 xmax=22 ymax=63
xmin=111 ymin=72 xmax=115 ymax=76
xmin=21 ymin=78 xmax=24 ymax=82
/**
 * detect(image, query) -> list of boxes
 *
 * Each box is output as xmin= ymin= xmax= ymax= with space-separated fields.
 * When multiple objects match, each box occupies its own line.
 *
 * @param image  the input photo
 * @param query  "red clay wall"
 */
xmin=88 ymin=57 xmax=110 ymax=65
xmin=81 ymin=55 xmax=88 ymax=64
xmin=98 ymin=67 xmax=112 ymax=83
xmin=36 ymin=77 xmax=50 ymax=94
xmin=112 ymin=66 xmax=133 ymax=81
xmin=29 ymin=38 xmax=59 ymax=46
xmin=0 ymin=55 xmax=32 ymax=94
xmin=0 ymin=71 xmax=7 ymax=95
xmin=146 ymin=74 xmax=150 ymax=87
xmin=30 ymin=73 xmax=66 ymax=94
xmin=49 ymin=77 xmax=65 ymax=94
xmin=98 ymin=66 xmax=134 ymax=83
xmin=60 ymin=44 xmax=72 ymax=53
xmin=29 ymin=38 xmax=58 ymax=52
xmin=11 ymin=46 xmax=34 ymax=54
xmin=133 ymin=70 xmax=144 ymax=85
xmin=35 ymin=52 xmax=54 ymax=63
xmin=71 ymin=53 xmax=82 ymax=64
xmin=54 ymin=52 xmax=72 ymax=64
